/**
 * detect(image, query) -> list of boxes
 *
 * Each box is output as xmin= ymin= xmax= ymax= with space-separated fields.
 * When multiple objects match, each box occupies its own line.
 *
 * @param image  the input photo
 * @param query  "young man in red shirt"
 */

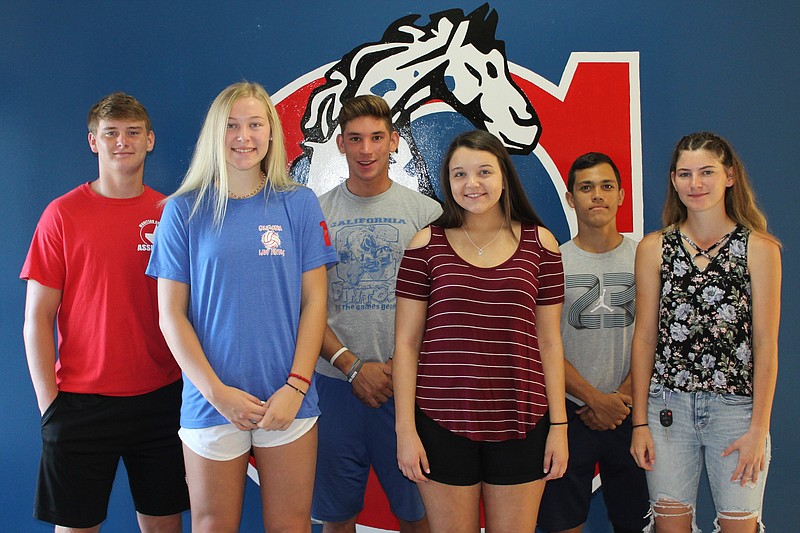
xmin=21 ymin=92 xmax=189 ymax=532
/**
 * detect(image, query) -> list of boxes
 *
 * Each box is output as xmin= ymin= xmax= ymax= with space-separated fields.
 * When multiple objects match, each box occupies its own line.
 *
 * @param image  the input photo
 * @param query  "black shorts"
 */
xmin=415 ymin=407 xmax=550 ymax=486
xmin=35 ymin=380 xmax=190 ymax=528
xmin=537 ymin=400 xmax=649 ymax=532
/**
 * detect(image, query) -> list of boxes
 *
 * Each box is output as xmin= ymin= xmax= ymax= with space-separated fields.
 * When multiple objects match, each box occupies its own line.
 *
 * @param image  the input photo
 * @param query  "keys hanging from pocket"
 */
xmin=661 ymin=390 xmax=673 ymax=441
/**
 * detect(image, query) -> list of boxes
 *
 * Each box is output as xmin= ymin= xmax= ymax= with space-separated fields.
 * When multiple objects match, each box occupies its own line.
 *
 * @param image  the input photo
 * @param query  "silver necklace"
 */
xmin=462 ymin=223 xmax=504 ymax=256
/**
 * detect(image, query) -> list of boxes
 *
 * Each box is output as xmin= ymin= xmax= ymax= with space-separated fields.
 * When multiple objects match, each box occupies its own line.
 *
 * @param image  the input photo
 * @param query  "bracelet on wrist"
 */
xmin=550 ymin=421 xmax=568 ymax=426
xmin=288 ymin=372 xmax=311 ymax=386
xmin=329 ymin=346 xmax=348 ymax=367
xmin=346 ymin=358 xmax=364 ymax=383
xmin=632 ymin=422 xmax=649 ymax=428
xmin=286 ymin=382 xmax=307 ymax=396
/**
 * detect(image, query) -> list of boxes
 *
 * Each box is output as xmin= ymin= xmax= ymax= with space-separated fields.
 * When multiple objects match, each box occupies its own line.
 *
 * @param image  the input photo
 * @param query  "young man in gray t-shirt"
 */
xmin=538 ymin=153 xmax=648 ymax=533
xmin=312 ymin=95 xmax=440 ymax=533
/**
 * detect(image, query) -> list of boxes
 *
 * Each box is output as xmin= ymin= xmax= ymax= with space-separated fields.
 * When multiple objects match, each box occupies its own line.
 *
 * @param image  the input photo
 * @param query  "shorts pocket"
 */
xmin=717 ymin=393 xmax=753 ymax=406
xmin=41 ymin=392 xmax=64 ymax=426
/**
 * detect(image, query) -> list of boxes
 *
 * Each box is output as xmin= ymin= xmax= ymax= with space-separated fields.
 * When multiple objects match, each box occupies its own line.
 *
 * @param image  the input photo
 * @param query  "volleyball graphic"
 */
xmin=261 ymin=230 xmax=281 ymax=249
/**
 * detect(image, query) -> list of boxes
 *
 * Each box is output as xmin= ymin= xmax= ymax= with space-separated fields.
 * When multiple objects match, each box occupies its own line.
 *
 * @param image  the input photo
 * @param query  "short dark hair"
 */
xmin=337 ymin=95 xmax=393 ymax=133
xmin=567 ymin=152 xmax=621 ymax=193
xmin=87 ymin=92 xmax=152 ymax=134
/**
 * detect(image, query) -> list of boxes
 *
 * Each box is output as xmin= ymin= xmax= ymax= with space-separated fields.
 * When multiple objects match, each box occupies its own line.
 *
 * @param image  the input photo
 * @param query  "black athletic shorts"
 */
xmin=537 ymin=400 xmax=649 ymax=532
xmin=415 ymin=407 xmax=550 ymax=486
xmin=34 ymin=380 xmax=189 ymax=528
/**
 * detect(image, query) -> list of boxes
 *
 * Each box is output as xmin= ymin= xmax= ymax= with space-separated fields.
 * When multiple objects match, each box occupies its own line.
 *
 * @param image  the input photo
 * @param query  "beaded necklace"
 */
xmin=228 ymin=172 xmax=267 ymax=199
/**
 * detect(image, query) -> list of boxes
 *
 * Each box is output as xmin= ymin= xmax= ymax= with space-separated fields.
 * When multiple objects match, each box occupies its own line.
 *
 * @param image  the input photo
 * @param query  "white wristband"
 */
xmin=329 ymin=346 xmax=348 ymax=367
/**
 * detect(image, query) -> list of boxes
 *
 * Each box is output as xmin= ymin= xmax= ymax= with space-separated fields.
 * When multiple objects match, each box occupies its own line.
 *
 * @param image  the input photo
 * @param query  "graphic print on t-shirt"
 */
xmin=259 ymin=224 xmax=285 ymax=256
xmin=565 ymin=272 xmax=634 ymax=329
xmin=137 ymin=219 xmax=159 ymax=252
xmin=331 ymin=223 xmax=402 ymax=311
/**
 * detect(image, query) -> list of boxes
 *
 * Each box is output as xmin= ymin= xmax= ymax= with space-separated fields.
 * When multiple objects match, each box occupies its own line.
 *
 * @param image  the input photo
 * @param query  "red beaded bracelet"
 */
xmin=289 ymin=372 xmax=311 ymax=386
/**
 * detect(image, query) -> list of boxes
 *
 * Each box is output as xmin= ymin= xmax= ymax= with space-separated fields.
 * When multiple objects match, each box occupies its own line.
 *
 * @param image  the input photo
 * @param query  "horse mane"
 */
xmin=291 ymin=2 xmax=539 ymax=196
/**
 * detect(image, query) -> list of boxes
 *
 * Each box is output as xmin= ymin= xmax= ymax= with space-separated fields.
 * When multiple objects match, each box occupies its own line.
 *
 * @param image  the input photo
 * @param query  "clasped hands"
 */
xmin=212 ymin=383 xmax=303 ymax=431
xmin=577 ymin=390 xmax=632 ymax=431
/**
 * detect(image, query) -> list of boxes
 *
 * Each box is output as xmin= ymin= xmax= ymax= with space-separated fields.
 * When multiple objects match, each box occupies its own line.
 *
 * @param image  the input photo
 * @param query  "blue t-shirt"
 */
xmin=147 ymin=186 xmax=338 ymax=428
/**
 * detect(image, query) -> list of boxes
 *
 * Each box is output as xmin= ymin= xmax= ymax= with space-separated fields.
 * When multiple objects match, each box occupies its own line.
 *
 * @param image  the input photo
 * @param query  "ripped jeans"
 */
xmin=646 ymin=384 xmax=770 ymax=532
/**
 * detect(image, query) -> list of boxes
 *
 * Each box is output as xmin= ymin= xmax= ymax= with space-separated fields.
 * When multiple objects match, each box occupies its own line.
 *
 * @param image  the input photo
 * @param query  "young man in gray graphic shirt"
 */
xmin=312 ymin=95 xmax=441 ymax=533
xmin=538 ymin=153 xmax=648 ymax=533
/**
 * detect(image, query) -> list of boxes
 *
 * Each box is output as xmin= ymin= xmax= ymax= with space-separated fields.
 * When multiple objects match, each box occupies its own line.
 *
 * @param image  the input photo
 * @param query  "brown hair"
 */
xmin=337 ymin=95 xmax=394 ymax=133
xmin=435 ymin=130 xmax=545 ymax=232
xmin=663 ymin=132 xmax=769 ymax=235
xmin=87 ymin=92 xmax=152 ymax=134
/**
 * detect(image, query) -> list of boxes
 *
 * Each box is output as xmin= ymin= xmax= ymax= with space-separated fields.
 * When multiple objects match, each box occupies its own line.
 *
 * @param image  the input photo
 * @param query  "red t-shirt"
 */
xmin=396 ymin=225 xmax=564 ymax=442
xmin=20 ymin=183 xmax=180 ymax=396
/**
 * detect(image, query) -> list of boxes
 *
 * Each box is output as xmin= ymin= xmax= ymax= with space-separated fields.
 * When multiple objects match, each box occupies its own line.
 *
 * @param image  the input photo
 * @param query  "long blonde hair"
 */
xmin=169 ymin=81 xmax=295 ymax=225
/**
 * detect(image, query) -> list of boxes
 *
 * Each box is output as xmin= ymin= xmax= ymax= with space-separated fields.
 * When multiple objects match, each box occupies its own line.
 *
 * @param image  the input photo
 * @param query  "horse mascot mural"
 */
xmin=268 ymin=3 xmax=642 ymax=531
xmin=290 ymin=4 xmax=541 ymax=199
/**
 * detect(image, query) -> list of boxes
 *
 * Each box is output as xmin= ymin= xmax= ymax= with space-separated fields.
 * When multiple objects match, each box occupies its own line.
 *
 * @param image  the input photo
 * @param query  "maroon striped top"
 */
xmin=396 ymin=225 xmax=564 ymax=441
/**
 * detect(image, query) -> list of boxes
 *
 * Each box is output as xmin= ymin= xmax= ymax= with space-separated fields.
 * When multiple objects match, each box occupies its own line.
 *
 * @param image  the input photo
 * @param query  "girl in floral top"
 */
xmin=630 ymin=132 xmax=781 ymax=532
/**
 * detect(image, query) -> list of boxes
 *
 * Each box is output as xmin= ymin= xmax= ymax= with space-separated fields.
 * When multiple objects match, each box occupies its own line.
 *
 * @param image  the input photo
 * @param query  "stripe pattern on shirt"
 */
xmin=396 ymin=225 xmax=564 ymax=441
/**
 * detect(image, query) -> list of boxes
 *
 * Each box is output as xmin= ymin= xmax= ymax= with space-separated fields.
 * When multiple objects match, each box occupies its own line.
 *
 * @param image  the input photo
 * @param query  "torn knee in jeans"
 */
xmin=718 ymin=511 xmax=759 ymax=521
xmin=712 ymin=511 xmax=763 ymax=533
xmin=645 ymin=498 xmax=701 ymax=533
xmin=652 ymin=498 xmax=694 ymax=518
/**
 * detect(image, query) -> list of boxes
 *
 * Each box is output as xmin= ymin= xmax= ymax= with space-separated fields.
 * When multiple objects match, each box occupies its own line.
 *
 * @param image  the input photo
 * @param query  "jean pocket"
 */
xmin=717 ymin=393 xmax=753 ymax=406
xmin=648 ymin=382 xmax=664 ymax=398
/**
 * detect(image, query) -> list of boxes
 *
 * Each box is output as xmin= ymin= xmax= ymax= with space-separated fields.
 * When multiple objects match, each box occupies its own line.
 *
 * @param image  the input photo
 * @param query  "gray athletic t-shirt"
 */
xmin=315 ymin=181 xmax=442 ymax=379
xmin=560 ymin=237 xmax=637 ymax=405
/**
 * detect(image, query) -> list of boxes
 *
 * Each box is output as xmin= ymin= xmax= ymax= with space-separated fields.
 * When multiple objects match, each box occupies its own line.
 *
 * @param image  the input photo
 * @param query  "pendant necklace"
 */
xmin=680 ymin=227 xmax=735 ymax=260
xmin=462 ymin=223 xmax=504 ymax=256
xmin=229 ymin=172 xmax=267 ymax=199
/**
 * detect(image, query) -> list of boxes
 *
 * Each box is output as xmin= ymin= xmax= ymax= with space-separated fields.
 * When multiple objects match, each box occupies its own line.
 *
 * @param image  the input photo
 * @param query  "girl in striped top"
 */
xmin=393 ymin=130 xmax=568 ymax=532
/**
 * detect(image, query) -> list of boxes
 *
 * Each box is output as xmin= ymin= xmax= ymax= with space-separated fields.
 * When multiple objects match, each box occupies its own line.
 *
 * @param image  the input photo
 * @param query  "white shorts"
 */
xmin=179 ymin=417 xmax=318 ymax=461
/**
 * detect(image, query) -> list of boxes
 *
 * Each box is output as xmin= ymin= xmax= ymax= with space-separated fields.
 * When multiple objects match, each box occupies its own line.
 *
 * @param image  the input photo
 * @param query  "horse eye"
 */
xmin=486 ymin=62 xmax=498 ymax=79
xmin=465 ymin=63 xmax=482 ymax=83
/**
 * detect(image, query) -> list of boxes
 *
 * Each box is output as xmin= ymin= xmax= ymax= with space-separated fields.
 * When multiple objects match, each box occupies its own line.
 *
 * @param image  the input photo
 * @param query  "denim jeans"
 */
xmin=646 ymin=383 xmax=770 ymax=532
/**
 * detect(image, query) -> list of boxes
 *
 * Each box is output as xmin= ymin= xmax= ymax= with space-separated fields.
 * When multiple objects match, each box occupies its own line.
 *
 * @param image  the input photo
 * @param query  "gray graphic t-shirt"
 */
xmin=560 ymin=237 xmax=637 ymax=405
xmin=316 ymin=181 xmax=442 ymax=379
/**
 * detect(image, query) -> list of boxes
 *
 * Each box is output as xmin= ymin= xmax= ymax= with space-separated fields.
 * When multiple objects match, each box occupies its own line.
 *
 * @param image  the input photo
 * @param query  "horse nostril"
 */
xmin=510 ymin=106 xmax=537 ymax=126
xmin=486 ymin=62 xmax=498 ymax=79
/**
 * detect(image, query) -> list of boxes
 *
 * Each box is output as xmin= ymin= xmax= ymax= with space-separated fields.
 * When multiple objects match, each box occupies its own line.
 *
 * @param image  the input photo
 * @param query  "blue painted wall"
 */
xmin=2 ymin=2 xmax=797 ymax=531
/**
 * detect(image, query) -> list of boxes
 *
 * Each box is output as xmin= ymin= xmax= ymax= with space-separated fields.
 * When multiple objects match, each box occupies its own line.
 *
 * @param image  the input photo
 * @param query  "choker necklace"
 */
xmin=462 ymin=223 xmax=505 ymax=256
xmin=680 ymin=227 xmax=735 ymax=259
xmin=228 ymin=172 xmax=267 ymax=199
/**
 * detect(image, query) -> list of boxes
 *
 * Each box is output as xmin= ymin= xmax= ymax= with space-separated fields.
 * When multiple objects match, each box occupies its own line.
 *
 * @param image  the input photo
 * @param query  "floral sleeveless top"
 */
xmin=653 ymin=225 xmax=753 ymax=395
